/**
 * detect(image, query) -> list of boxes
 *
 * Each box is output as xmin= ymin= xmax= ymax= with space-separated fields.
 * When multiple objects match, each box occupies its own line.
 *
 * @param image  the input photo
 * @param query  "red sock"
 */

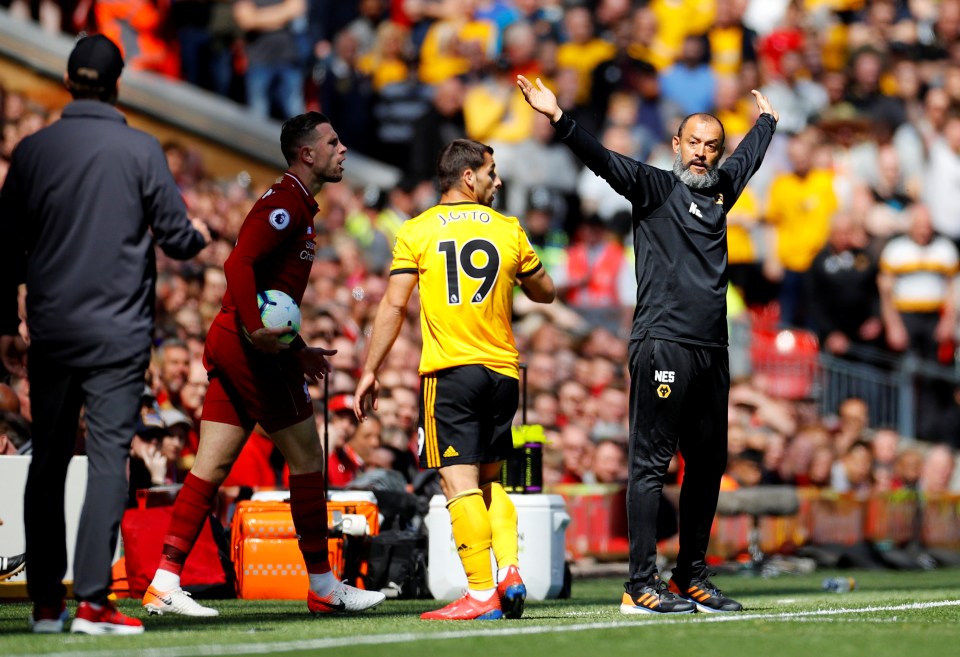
xmin=288 ymin=471 xmax=331 ymax=574
xmin=157 ymin=472 xmax=218 ymax=575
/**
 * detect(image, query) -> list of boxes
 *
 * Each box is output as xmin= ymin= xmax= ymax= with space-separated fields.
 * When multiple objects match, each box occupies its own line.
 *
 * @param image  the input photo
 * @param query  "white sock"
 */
xmin=467 ymin=588 xmax=496 ymax=601
xmin=151 ymin=569 xmax=181 ymax=592
xmin=497 ymin=567 xmax=512 ymax=582
xmin=309 ymin=571 xmax=338 ymax=596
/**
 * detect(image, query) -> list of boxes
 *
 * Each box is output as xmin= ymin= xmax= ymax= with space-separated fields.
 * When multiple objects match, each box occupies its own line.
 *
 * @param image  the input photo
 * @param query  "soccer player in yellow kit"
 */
xmin=354 ymin=139 xmax=556 ymax=620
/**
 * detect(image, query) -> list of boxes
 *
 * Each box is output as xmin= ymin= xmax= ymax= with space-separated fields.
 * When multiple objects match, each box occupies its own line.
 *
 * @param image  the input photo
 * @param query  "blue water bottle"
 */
xmin=822 ymin=577 xmax=856 ymax=592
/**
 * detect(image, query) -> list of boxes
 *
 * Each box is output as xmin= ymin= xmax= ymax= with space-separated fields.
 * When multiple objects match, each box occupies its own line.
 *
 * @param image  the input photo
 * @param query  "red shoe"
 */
xmin=421 ymin=592 xmax=503 ymax=621
xmin=30 ymin=601 xmax=68 ymax=633
xmin=496 ymin=566 xmax=527 ymax=619
xmin=70 ymin=601 xmax=145 ymax=635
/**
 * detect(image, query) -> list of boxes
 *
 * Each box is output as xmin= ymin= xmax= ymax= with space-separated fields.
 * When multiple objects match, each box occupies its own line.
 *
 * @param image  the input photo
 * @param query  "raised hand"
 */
xmin=516 ymin=75 xmax=563 ymax=123
xmin=750 ymin=89 xmax=779 ymax=123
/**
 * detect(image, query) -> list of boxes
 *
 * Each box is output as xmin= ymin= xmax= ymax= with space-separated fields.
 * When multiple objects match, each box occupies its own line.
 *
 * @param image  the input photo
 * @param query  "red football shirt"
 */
xmin=220 ymin=172 xmax=318 ymax=337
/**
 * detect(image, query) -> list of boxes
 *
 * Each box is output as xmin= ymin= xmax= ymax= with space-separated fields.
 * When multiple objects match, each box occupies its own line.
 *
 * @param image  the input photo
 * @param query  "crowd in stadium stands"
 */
xmin=2 ymin=0 xmax=960 ymax=503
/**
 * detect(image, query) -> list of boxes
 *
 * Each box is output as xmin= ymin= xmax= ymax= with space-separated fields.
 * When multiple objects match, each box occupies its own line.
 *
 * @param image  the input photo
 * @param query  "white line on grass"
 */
xmin=14 ymin=599 xmax=960 ymax=657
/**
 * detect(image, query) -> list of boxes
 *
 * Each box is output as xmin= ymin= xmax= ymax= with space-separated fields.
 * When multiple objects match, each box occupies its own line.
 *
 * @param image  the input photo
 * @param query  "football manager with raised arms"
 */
xmin=518 ymin=74 xmax=779 ymax=615
xmin=0 ymin=34 xmax=210 ymax=634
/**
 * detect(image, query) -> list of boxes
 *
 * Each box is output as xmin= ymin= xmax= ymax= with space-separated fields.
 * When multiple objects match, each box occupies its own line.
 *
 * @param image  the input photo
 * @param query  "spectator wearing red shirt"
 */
xmin=328 ymin=405 xmax=381 ymax=488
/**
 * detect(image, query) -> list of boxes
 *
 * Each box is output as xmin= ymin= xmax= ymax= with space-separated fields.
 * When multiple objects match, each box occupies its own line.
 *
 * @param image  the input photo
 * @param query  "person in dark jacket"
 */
xmin=0 ymin=34 xmax=209 ymax=635
xmin=804 ymin=211 xmax=883 ymax=358
xmin=519 ymin=74 xmax=778 ymax=615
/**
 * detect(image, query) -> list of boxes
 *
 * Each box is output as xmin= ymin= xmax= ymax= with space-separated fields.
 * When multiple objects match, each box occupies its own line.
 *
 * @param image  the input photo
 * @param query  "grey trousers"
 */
xmin=25 ymin=349 xmax=149 ymax=605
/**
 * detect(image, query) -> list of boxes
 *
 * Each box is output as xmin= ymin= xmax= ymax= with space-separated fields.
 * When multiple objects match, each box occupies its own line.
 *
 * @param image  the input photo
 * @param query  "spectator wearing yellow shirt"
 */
xmin=627 ymin=5 xmax=674 ymax=71
xmin=727 ymin=183 xmax=769 ymax=306
xmin=417 ymin=0 xmax=498 ymax=85
xmin=648 ymin=0 xmax=715 ymax=64
xmin=357 ymin=21 xmax=409 ymax=92
xmin=463 ymin=75 xmax=537 ymax=147
xmin=556 ymin=6 xmax=616 ymax=104
xmin=708 ymin=0 xmax=758 ymax=79
xmin=463 ymin=22 xmax=540 ymax=150
xmin=713 ymin=75 xmax=754 ymax=139
xmin=764 ymin=132 xmax=838 ymax=326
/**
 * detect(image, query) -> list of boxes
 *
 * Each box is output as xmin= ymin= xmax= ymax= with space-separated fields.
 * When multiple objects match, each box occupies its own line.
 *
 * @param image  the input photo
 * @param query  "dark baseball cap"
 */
xmin=68 ymin=34 xmax=124 ymax=87
xmin=136 ymin=409 xmax=168 ymax=439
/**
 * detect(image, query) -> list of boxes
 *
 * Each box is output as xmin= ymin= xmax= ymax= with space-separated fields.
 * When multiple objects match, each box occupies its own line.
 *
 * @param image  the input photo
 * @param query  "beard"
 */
xmin=673 ymin=151 xmax=720 ymax=189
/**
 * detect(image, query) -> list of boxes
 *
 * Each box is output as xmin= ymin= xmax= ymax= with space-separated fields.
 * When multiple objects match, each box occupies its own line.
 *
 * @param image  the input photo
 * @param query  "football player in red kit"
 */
xmin=142 ymin=112 xmax=385 ymax=617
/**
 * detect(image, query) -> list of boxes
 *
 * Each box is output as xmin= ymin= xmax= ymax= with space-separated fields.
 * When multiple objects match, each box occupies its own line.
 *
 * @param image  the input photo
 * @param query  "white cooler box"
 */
xmin=426 ymin=493 xmax=570 ymax=601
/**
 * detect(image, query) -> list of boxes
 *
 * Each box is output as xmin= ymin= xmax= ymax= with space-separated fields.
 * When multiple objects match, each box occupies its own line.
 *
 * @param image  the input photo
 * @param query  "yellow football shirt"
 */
xmin=726 ymin=185 xmax=760 ymax=265
xmin=766 ymin=169 xmax=838 ymax=272
xmin=390 ymin=202 xmax=542 ymax=378
xmin=555 ymin=39 xmax=617 ymax=104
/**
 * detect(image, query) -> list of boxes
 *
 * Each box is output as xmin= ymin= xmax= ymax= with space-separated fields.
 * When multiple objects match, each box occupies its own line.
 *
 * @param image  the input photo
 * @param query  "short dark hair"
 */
xmin=280 ymin=112 xmax=331 ymax=165
xmin=66 ymin=79 xmax=117 ymax=103
xmin=436 ymin=139 xmax=493 ymax=193
xmin=676 ymin=113 xmax=725 ymax=149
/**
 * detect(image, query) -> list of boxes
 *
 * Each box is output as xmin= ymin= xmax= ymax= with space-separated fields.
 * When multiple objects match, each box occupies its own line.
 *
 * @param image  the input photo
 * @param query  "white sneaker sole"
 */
xmin=70 ymin=618 xmax=145 ymax=635
xmin=30 ymin=619 xmax=65 ymax=633
xmin=143 ymin=602 xmax=219 ymax=617
xmin=691 ymin=601 xmax=742 ymax=614
xmin=619 ymin=603 xmax=696 ymax=615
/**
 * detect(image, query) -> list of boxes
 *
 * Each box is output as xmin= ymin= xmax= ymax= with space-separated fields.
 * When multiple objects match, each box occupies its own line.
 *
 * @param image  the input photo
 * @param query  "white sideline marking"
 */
xmin=15 ymin=599 xmax=960 ymax=657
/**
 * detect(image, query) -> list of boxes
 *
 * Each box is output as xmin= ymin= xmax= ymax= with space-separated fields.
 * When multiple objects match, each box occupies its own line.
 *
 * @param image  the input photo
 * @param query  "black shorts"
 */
xmin=627 ymin=335 xmax=729 ymax=468
xmin=418 ymin=364 xmax=519 ymax=469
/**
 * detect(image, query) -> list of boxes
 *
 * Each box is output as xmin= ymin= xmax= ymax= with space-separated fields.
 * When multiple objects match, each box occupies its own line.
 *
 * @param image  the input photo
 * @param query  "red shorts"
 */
xmin=201 ymin=315 xmax=313 ymax=433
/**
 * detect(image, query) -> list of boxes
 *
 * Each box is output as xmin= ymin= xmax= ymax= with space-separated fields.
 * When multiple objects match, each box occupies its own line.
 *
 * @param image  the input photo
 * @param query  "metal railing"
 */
xmin=731 ymin=318 xmax=960 ymax=439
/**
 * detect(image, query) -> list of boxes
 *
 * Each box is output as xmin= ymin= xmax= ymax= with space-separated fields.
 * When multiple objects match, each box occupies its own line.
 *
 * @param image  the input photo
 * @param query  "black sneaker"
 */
xmin=668 ymin=576 xmax=743 ymax=613
xmin=0 ymin=554 xmax=25 ymax=581
xmin=620 ymin=579 xmax=696 ymax=615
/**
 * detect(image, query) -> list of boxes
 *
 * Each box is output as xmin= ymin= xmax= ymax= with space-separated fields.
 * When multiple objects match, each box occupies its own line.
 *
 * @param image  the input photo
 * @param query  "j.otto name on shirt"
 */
xmin=438 ymin=210 xmax=492 ymax=226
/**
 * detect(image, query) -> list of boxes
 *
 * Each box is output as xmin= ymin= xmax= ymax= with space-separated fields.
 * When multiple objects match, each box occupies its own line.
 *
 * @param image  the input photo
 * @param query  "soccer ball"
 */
xmin=257 ymin=289 xmax=301 ymax=344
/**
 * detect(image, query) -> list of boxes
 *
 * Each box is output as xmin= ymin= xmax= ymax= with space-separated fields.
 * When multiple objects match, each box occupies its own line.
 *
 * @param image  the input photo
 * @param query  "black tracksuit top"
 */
xmin=0 ymin=101 xmax=206 ymax=366
xmin=554 ymin=112 xmax=776 ymax=347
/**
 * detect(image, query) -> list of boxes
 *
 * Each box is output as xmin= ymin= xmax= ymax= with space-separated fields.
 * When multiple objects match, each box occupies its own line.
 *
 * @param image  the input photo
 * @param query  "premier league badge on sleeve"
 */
xmin=269 ymin=208 xmax=291 ymax=230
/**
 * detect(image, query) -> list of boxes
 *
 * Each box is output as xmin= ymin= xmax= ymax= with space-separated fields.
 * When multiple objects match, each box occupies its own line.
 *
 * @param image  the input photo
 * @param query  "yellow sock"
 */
xmin=447 ymin=489 xmax=494 ymax=591
xmin=481 ymin=481 xmax=518 ymax=570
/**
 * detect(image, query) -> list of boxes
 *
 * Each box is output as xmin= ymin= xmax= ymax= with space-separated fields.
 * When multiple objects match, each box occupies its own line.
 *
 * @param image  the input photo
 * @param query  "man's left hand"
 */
xmin=295 ymin=346 xmax=337 ymax=383
xmin=751 ymin=89 xmax=780 ymax=123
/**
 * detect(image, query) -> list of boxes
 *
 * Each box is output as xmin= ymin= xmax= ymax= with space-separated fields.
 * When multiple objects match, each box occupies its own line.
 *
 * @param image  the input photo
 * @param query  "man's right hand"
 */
xmin=353 ymin=371 xmax=380 ymax=422
xmin=516 ymin=75 xmax=563 ymax=123
xmin=247 ymin=326 xmax=295 ymax=354
xmin=191 ymin=218 xmax=213 ymax=246
xmin=0 ymin=335 xmax=27 ymax=378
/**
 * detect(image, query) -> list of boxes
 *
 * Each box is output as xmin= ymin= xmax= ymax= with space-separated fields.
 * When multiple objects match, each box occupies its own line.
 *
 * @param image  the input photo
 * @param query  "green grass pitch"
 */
xmin=1 ymin=569 xmax=959 ymax=657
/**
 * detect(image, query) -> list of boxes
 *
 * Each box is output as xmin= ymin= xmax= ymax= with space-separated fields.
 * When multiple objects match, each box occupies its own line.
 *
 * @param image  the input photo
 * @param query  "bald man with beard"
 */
xmin=520 ymin=73 xmax=778 ymax=615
